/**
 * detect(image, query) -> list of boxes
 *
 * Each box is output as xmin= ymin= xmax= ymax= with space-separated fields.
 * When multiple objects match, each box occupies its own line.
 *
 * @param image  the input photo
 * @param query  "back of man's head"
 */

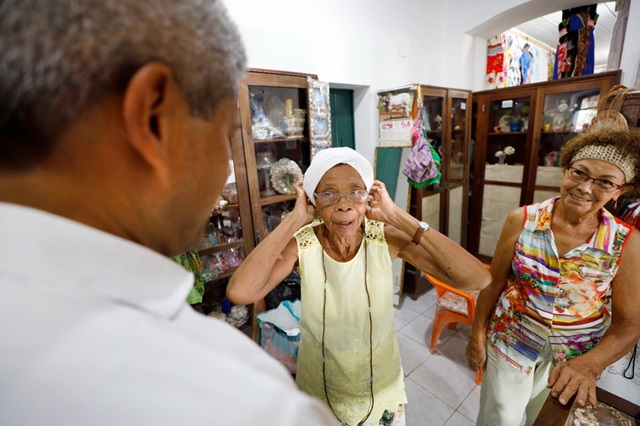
xmin=0 ymin=0 xmax=246 ymax=171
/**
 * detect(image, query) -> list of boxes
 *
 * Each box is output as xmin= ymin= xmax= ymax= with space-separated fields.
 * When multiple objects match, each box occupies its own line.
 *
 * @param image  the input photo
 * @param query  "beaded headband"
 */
xmin=571 ymin=144 xmax=636 ymax=183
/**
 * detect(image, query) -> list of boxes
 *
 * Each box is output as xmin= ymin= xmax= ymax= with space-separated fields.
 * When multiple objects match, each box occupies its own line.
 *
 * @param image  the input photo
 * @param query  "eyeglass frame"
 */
xmin=564 ymin=166 xmax=625 ymax=192
xmin=313 ymin=189 xmax=370 ymax=206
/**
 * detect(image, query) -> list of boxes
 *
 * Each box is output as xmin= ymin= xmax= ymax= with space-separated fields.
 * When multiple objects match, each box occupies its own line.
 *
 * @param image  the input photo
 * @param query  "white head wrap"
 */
xmin=303 ymin=147 xmax=373 ymax=205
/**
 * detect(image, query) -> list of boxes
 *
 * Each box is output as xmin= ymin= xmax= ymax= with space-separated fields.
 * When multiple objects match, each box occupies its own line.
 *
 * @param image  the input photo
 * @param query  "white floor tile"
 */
xmin=407 ymin=354 xmax=477 ymax=409
xmin=457 ymin=386 xmax=481 ymax=423
xmin=397 ymin=332 xmax=431 ymax=376
xmin=400 ymin=289 xmax=437 ymax=314
xmin=435 ymin=332 xmax=477 ymax=383
xmin=394 ymin=304 xmax=421 ymax=330
xmin=422 ymin=305 xmax=437 ymax=320
xmin=404 ymin=378 xmax=455 ymax=426
xmin=443 ymin=411 xmax=475 ymax=426
xmin=397 ymin=314 xmax=433 ymax=347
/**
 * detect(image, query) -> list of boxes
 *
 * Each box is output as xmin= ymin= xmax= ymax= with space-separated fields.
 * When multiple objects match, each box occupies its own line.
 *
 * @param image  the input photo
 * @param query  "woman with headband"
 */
xmin=228 ymin=147 xmax=490 ymax=426
xmin=466 ymin=128 xmax=640 ymax=425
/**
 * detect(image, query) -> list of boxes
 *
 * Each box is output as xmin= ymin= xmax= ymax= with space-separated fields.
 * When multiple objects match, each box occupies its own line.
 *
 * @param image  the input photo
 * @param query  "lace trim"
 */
xmin=295 ymin=218 xmax=386 ymax=253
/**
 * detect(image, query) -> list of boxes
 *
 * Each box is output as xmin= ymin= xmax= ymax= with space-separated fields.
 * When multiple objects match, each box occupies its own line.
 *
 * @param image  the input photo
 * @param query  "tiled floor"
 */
xmin=395 ymin=288 xmax=480 ymax=426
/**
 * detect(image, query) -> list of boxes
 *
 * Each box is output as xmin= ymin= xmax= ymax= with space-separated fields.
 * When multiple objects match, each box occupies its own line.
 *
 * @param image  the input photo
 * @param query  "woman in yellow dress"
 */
xmin=228 ymin=147 xmax=490 ymax=425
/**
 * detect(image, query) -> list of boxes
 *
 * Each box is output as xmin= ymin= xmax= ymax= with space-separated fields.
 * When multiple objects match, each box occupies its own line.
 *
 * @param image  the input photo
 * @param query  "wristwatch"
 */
xmin=411 ymin=221 xmax=430 ymax=245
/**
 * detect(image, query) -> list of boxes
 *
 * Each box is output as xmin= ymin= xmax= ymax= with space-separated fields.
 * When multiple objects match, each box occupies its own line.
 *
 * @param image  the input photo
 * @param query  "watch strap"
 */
xmin=411 ymin=222 xmax=429 ymax=245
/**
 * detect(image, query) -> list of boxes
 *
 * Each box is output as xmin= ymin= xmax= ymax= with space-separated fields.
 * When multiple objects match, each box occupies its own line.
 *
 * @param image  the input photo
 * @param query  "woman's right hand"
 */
xmin=466 ymin=334 xmax=486 ymax=374
xmin=292 ymin=181 xmax=316 ymax=225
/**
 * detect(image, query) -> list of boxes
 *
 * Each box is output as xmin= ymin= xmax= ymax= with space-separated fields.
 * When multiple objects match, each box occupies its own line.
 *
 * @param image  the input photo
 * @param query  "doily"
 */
xmin=226 ymin=305 xmax=249 ymax=328
xmin=270 ymin=158 xmax=303 ymax=195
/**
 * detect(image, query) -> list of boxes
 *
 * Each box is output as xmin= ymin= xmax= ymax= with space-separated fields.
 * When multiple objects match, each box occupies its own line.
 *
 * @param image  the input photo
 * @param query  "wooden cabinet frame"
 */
xmin=468 ymin=71 xmax=621 ymax=259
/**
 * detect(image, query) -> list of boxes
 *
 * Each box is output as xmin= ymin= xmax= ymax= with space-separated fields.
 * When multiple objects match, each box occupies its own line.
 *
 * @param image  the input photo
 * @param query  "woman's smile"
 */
xmin=568 ymin=192 xmax=592 ymax=203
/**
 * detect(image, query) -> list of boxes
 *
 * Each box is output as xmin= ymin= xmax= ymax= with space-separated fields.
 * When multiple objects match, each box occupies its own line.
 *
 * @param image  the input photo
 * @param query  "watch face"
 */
xmin=419 ymin=221 xmax=429 ymax=230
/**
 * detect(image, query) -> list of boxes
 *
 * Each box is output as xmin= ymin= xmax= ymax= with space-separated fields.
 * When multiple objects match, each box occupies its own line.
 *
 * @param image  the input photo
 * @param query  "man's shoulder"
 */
xmin=0 ymin=297 xmax=335 ymax=424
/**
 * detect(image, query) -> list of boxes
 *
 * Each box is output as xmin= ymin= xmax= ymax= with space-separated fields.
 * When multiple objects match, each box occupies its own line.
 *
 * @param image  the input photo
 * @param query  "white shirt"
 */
xmin=0 ymin=202 xmax=336 ymax=425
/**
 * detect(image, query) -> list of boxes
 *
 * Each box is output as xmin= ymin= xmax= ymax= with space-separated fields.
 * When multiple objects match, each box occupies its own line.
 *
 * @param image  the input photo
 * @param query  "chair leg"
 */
xmin=448 ymin=322 xmax=457 ymax=330
xmin=430 ymin=315 xmax=447 ymax=354
xmin=475 ymin=369 xmax=483 ymax=385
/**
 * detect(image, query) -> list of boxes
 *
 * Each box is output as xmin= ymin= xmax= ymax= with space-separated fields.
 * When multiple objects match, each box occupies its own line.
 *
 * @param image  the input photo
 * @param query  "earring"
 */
xmin=613 ymin=199 xmax=618 ymax=209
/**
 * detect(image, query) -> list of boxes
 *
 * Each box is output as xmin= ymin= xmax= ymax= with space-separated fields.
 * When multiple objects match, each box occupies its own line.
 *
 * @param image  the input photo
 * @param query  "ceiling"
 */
xmin=513 ymin=1 xmax=617 ymax=68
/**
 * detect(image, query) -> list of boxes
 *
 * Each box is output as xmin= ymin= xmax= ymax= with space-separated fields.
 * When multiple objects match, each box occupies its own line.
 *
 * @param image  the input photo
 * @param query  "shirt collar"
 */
xmin=533 ymin=196 xmax=618 ymax=254
xmin=0 ymin=202 xmax=194 ymax=319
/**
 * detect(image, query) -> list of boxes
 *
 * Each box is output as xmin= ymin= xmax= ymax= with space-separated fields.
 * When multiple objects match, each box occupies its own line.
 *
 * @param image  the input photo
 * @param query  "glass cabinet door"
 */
xmin=532 ymin=87 xmax=600 ymax=203
xmin=419 ymin=91 xmax=445 ymax=231
xmin=446 ymin=93 xmax=470 ymax=246
xmin=197 ymin=127 xmax=253 ymax=284
xmin=242 ymin=79 xmax=311 ymax=245
xmin=479 ymin=95 xmax=531 ymax=257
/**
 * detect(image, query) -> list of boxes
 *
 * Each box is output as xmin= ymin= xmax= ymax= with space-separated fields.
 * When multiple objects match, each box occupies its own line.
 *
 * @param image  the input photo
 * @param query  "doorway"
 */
xmin=330 ymin=88 xmax=355 ymax=149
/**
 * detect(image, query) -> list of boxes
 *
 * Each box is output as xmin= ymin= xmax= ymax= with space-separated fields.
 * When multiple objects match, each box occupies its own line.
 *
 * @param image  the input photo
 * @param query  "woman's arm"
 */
xmin=368 ymin=180 xmax=490 ymax=290
xmin=226 ymin=183 xmax=315 ymax=305
xmin=547 ymin=229 xmax=640 ymax=407
xmin=465 ymin=207 xmax=524 ymax=374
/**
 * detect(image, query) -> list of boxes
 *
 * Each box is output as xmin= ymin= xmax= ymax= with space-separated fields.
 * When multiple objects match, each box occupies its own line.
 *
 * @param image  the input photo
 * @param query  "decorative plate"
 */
xmin=270 ymin=158 xmax=303 ymax=195
xmin=498 ymin=115 xmax=512 ymax=132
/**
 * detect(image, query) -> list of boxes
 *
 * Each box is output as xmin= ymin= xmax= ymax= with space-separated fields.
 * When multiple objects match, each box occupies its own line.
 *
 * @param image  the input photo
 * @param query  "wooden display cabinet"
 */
xmin=403 ymin=85 xmax=473 ymax=300
xmin=196 ymin=112 xmax=256 ymax=336
xmin=238 ymin=69 xmax=317 ymax=246
xmin=468 ymin=71 xmax=621 ymax=261
xmin=192 ymin=69 xmax=318 ymax=340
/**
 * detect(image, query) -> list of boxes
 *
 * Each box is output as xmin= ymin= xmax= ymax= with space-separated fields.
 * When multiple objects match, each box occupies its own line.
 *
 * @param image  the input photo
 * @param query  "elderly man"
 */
xmin=0 ymin=1 xmax=334 ymax=424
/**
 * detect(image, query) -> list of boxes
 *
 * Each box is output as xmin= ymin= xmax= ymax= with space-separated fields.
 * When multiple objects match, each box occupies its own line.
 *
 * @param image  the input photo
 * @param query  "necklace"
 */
xmin=320 ymin=238 xmax=374 ymax=426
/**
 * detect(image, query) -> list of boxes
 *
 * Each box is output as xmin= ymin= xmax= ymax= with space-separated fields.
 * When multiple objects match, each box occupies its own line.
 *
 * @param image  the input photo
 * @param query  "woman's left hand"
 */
xmin=291 ymin=181 xmax=316 ymax=225
xmin=366 ymin=180 xmax=398 ymax=224
xmin=547 ymin=356 xmax=599 ymax=407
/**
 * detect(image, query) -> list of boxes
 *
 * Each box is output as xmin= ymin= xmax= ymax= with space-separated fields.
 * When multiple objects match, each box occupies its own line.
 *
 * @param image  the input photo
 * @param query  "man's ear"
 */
xmin=121 ymin=62 xmax=180 ymax=183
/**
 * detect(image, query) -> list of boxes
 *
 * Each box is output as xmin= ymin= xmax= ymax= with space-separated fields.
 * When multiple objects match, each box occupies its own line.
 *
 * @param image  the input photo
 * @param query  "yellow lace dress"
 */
xmin=294 ymin=218 xmax=406 ymax=426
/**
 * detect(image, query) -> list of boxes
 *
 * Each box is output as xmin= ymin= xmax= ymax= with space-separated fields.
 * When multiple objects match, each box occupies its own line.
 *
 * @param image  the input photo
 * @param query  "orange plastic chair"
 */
xmin=424 ymin=264 xmax=489 ymax=385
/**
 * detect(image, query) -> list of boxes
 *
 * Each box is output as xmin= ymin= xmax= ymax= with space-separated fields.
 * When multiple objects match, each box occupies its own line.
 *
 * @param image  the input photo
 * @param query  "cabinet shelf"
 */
xmin=197 ymin=239 xmax=245 ymax=257
xmin=541 ymin=130 xmax=579 ymax=134
xmin=207 ymin=266 xmax=239 ymax=282
xmin=253 ymin=137 xmax=308 ymax=144
xmin=488 ymin=131 xmax=528 ymax=136
xmin=260 ymin=193 xmax=296 ymax=206
xmin=210 ymin=203 xmax=239 ymax=215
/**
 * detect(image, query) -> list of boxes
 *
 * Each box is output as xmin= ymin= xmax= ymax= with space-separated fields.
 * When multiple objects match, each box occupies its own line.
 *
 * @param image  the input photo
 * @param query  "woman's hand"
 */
xmin=466 ymin=334 xmax=486 ymax=375
xmin=547 ymin=356 xmax=599 ymax=407
xmin=292 ymin=181 xmax=316 ymax=225
xmin=366 ymin=180 xmax=399 ymax=224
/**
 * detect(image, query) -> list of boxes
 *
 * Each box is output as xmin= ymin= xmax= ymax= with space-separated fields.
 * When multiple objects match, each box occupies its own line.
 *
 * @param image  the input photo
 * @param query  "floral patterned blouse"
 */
xmin=486 ymin=197 xmax=633 ymax=374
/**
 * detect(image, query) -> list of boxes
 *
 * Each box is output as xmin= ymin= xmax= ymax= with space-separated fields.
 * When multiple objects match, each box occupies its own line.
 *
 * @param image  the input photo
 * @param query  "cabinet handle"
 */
xmin=255 ymin=230 xmax=261 ymax=244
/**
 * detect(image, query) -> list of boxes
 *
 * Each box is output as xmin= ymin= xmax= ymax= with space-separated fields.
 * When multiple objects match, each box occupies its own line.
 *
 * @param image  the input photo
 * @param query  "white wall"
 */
xmin=454 ymin=0 xmax=640 ymax=90
xmin=224 ymin=0 xmax=447 ymax=164
xmin=224 ymin=0 xmax=639 ymax=162
xmin=619 ymin=0 xmax=640 ymax=87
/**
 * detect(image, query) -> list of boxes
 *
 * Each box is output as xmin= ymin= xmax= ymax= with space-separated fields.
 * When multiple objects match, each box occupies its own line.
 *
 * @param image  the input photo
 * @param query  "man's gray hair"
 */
xmin=0 ymin=0 xmax=246 ymax=170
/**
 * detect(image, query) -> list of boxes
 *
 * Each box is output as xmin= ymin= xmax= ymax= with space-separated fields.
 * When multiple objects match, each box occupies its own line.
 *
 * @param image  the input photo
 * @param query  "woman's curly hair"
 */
xmin=560 ymin=128 xmax=640 ymax=189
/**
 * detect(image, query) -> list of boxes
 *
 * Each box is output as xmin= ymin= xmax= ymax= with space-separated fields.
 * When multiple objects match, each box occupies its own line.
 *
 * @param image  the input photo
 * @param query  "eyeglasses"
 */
xmin=565 ymin=167 xmax=624 ymax=192
xmin=314 ymin=189 xmax=369 ymax=206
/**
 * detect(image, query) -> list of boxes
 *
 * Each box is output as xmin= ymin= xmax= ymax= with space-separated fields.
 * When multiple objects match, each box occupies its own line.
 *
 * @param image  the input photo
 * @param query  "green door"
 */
xmin=330 ymin=89 xmax=355 ymax=149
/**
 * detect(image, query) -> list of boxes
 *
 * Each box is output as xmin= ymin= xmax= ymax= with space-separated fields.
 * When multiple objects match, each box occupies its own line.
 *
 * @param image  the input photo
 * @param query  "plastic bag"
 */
xmin=257 ymin=300 xmax=301 ymax=374
xmin=265 ymin=270 xmax=301 ymax=311
xmin=403 ymin=130 xmax=441 ymax=188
